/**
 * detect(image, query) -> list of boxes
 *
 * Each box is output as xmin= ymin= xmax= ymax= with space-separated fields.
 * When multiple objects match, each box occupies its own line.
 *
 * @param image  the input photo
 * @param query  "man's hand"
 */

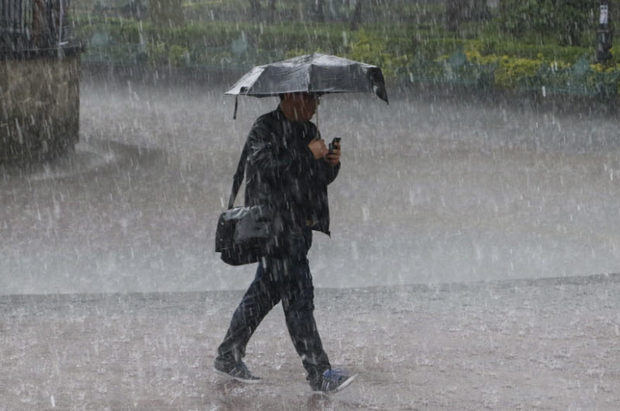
xmin=325 ymin=141 xmax=341 ymax=166
xmin=308 ymin=138 xmax=329 ymax=159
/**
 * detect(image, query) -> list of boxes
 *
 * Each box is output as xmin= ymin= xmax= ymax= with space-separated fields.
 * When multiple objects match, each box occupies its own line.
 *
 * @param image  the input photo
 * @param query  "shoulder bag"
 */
xmin=215 ymin=143 xmax=273 ymax=266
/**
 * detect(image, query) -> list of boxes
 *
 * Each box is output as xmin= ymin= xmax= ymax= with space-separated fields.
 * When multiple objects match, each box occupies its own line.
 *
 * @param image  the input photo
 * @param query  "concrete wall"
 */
xmin=0 ymin=55 xmax=80 ymax=163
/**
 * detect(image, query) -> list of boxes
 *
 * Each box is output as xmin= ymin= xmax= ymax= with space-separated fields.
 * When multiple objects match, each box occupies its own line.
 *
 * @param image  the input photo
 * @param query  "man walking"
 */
xmin=214 ymin=92 xmax=355 ymax=393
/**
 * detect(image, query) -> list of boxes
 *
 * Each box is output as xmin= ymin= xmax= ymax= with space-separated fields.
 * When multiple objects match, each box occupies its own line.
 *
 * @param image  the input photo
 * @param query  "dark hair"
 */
xmin=279 ymin=92 xmax=323 ymax=100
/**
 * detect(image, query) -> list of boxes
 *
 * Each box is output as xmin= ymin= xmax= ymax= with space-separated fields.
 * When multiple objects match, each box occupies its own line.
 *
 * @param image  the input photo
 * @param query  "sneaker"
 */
xmin=213 ymin=357 xmax=260 ymax=383
xmin=313 ymin=369 xmax=357 ymax=393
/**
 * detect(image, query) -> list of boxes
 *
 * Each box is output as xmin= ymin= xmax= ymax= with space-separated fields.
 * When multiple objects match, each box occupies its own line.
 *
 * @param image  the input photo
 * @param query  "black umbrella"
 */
xmin=226 ymin=53 xmax=388 ymax=118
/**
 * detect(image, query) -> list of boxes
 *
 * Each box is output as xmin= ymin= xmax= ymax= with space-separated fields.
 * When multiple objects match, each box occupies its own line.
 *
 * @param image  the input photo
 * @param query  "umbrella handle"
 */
xmin=233 ymin=96 xmax=239 ymax=120
xmin=315 ymin=104 xmax=319 ymax=130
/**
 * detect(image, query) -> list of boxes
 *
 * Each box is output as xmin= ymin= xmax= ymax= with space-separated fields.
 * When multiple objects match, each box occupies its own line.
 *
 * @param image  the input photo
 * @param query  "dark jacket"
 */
xmin=243 ymin=107 xmax=340 ymax=253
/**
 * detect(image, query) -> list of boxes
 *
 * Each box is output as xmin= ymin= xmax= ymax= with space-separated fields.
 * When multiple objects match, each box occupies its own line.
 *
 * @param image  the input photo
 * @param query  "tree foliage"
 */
xmin=445 ymin=0 xmax=490 ymax=32
xmin=499 ymin=0 xmax=597 ymax=46
xmin=149 ymin=0 xmax=184 ymax=27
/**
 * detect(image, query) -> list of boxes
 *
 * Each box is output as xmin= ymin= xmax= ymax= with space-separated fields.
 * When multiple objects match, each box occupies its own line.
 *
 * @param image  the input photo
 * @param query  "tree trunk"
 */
xmin=446 ymin=0 xmax=490 ymax=32
xmin=350 ymin=0 xmax=363 ymax=30
xmin=249 ymin=0 xmax=261 ymax=20
xmin=268 ymin=0 xmax=277 ymax=22
xmin=445 ymin=0 xmax=460 ymax=32
xmin=315 ymin=0 xmax=325 ymax=22
xmin=472 ymin=0 xmax=491 ymax=20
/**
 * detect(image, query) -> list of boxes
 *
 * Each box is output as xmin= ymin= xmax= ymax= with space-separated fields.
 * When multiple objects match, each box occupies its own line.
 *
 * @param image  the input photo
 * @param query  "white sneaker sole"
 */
xmin=214 ymin=367 xmax=261 ymax=384
xmin=312 ymin=374 xmax=357 ymax=394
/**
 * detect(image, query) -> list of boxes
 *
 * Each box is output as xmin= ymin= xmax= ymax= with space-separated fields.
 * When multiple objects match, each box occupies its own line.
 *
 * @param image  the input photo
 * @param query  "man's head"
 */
xmin=279 ymin=92 xmax=321 ymax=122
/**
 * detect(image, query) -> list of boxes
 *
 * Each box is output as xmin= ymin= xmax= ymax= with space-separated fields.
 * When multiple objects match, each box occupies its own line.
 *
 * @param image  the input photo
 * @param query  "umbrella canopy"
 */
xmin=225 ymin=53 xmax=389 ymax=104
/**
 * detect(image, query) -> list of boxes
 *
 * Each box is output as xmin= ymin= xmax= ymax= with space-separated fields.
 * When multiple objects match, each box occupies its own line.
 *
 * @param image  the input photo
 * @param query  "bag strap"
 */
xmin=227 ymin=141 xmax=249 ymax=209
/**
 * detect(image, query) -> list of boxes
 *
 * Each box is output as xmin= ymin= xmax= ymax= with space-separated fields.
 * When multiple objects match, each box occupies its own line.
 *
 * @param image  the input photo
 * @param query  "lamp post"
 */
xmin=597 ymin=0 xmax=613 ymax=63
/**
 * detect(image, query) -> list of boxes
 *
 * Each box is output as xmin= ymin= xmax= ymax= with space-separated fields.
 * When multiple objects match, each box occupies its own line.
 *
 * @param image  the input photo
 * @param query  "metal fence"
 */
xmin=1 ymin=0 xmax=33 ymax=35
xmin=1 ymin=0 xmax=73 ymax=51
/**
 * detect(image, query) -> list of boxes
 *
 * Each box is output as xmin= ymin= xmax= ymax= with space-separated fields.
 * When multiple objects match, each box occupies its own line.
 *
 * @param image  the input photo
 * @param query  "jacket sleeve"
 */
xmin=314 ymin=159 xmax=340 ymax=185
xmin=310 ymin=125 xmax=340 ymax=185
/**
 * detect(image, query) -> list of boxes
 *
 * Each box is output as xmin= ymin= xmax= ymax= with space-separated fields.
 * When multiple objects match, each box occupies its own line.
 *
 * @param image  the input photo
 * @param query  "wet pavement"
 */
xmin=1 ymin=274 xmax=618 ymax=409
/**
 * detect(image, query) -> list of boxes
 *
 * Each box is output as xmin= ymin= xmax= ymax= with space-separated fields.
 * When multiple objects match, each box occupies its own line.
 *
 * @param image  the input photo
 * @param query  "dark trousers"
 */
xmin=216 ymin=228 xmax=331 ymax=385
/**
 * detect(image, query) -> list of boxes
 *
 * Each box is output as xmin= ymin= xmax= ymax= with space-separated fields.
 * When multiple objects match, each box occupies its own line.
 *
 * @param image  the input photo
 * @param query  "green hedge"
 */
xmin=73 ymin=14 xmax=619 ymax=98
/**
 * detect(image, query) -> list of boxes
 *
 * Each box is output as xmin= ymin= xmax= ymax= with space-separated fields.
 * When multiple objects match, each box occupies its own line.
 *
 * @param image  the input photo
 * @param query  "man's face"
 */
xmin=284 ymin=93 xmax=320 ymax=121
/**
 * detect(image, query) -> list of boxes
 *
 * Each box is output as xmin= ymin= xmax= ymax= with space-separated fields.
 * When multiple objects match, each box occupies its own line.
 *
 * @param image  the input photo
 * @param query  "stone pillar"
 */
xmin=0 ymin=54 xmax=80 ymax=163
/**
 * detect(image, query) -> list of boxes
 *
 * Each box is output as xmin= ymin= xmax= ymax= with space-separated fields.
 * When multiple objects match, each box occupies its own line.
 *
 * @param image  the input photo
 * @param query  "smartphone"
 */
xmin=328 ymin=137 xmax=341 ymax=152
